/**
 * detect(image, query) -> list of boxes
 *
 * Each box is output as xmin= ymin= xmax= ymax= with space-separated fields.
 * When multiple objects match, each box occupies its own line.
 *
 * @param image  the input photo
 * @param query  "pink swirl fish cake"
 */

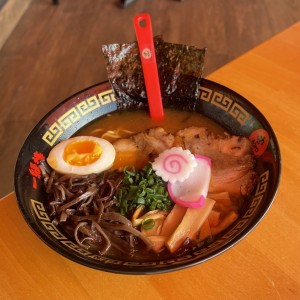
xmin=152 ymin=147 xmax=197 ymax=183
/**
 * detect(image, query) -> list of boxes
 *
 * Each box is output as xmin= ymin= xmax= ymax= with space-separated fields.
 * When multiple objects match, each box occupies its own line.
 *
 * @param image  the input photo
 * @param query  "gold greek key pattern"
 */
xmin=89 ymin=254 xmax=123 ymax=265
xmin=41 ymin=221 xmax=67 ymax=240
xmin=42 ymin=89 xmax=115 ymax=146
xmin=42 ymin=122 xmax=64 ymax=147
xmin=198 ymin=87 xmax=213 ymax=102
xmin=99 ymin=90 xmax=116 ymax=105
xmin=31 ymin=199 xmax=50 ymax=221
xmin=229 ymin=102 xmax=250 ymax=125
xmin=244 ymin=195 xmax=264 ymax=218
xmin=199 ymin=87 xmax=250 ymax=125
xmin=77 ymin=96 xmax=100 ymax=116
xmin=60 ymin=240 xmax=91 ymax=256
xmin=58 ymin=107 xmax=81 ymax=130
xmin=211 ymin=92 xmax=233 ymax=111
xmin=255 ymin=170 xmax=269 ymax=195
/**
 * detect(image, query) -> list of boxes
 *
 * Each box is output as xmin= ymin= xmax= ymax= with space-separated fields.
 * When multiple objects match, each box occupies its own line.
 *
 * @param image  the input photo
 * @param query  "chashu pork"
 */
xmin=113 ymin=127 xmax=175 ymax=170
xmin=175 ymin=127 xmax=258 ymax=198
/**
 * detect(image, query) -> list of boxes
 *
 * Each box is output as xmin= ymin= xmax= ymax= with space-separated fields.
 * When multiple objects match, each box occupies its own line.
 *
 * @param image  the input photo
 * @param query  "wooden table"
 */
xmin=1 ymin=22 xmax=299 ymax=300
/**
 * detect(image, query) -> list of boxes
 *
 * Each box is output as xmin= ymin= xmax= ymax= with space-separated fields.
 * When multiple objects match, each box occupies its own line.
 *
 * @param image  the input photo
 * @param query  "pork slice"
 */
xmin=131 ymin=127 xmax=175 ymax=158
xmin=175 ymin=127 xmax=252 ymax=158
xmin=112 ymin=138 xmax=148 ymax=170
xmin=175 ymin=127 xmax=258 ymax=197
xmin=113 ymin=127 xmax=175 ymax=166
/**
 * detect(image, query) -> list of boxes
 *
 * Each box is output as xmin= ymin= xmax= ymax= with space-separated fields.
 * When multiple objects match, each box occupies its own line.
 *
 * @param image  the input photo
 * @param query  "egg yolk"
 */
xmin=63 ymin=140 xmax=102 ymax=166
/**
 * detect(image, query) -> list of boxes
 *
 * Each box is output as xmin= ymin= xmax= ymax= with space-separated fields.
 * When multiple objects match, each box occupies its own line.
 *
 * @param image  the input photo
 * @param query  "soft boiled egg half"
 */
xmin=47 ymin=136 xmax=116 ymax=175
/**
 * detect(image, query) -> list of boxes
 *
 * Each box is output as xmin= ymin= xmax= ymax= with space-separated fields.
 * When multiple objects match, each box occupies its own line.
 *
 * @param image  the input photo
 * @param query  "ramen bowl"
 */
xmin=14 ymin=79 xmax=281 ymax=274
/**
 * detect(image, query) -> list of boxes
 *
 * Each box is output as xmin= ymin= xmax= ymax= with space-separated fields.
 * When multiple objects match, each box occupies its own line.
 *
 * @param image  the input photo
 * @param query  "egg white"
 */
xmin=47 ymin=136 xmax=116 ymax=175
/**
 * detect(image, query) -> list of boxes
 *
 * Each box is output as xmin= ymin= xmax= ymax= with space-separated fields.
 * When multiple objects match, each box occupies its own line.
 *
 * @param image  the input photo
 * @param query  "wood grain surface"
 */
xmin=1 ymin=0 xmax=300 ymax=197
xmin=0 ymin=21 xmax=299 ymax=300
xmin=0 ymin=0 xmax=32 ymax=49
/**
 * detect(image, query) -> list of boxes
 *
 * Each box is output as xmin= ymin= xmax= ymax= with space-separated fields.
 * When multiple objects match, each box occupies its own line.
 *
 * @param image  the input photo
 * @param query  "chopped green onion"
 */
xmin=114 ymin=163 xmax=173 ymax=217
xmin=141 ymin=218 xmax=155 ymax=230
xmin=137 ymin=198 xmax=145 ymax=204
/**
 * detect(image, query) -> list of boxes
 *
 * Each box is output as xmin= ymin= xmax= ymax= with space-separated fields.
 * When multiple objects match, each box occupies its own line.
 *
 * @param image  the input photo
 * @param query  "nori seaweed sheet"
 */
xmin=102 ymin=36 xmax=206 ymax=111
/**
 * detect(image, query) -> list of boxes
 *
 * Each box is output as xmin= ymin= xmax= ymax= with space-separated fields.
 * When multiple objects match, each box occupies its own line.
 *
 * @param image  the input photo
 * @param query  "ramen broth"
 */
xmin=77 ymin=108 xmax=227 ymax=141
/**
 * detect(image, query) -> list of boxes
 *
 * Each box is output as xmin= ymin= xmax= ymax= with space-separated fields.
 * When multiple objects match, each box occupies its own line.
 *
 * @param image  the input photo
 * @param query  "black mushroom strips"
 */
xmin=39 ymin=162 xmax=152 ymax=256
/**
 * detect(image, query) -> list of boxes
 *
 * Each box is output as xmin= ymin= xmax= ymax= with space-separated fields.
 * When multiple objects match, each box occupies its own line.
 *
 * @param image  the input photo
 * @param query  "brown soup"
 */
xmin=77 ymin=108 xmax=227 ymax=140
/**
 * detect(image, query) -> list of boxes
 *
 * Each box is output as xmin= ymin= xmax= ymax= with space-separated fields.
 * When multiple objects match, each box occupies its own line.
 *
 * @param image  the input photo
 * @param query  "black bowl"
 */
xmin=14 ymin=79 xmax=281 ymax=274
